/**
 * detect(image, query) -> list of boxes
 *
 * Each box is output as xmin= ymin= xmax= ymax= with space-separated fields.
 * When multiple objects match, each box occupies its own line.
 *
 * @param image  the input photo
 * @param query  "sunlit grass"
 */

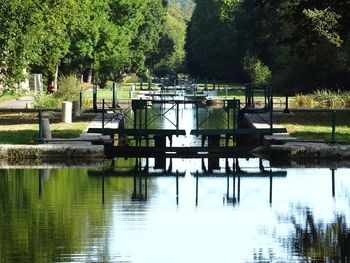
xmin=275 ymin=112 xmax=350 ymax=144
xmin=0 ymin=112 xmax=93 ymax=144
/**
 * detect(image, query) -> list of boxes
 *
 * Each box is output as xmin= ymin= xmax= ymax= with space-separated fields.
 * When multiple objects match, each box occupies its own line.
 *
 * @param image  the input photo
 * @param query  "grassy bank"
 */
xmin=0 ymin=112 xmax=94 ymax=144
xmin=275 ymin=111 xmax=350 ymax=144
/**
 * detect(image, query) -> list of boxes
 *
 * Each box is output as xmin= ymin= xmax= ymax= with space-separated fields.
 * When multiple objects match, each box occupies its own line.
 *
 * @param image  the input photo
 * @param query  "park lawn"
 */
xmin=275 ymin=112 xmax=350 ymax=144
xmin=0 ymin=112 xmax=94 ymax=144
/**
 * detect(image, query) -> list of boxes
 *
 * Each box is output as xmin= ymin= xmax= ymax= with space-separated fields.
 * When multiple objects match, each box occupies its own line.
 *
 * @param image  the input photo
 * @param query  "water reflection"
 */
xmin=283 ymin=209 xmax=350 ymax=261
xmin=1 ymin=161 xmax=350 ymax=262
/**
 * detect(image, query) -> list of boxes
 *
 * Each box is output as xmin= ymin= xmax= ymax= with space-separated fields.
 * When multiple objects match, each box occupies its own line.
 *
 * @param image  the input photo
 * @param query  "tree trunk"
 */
xmin=54 ymin=64 xmax=58 ymax=92
xmin=87 ymin=63 xmax=93 ymax=83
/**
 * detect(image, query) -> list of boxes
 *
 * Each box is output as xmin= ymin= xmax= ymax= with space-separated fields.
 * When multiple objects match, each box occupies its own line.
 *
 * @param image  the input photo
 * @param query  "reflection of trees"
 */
xmin=0 ymin=168 xmax=136 ymax=262
xmin=288 ymin=209 xmax=350 ymax=261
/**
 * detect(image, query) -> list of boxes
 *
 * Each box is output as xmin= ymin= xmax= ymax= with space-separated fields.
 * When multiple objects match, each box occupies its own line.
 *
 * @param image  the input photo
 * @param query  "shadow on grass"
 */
xmin=0 ymin=129 xmax=84 ymax=144
xmin=0 ymin=130 xmax=38 ymax=144
xmin=290 ymin=131 xmax=350 ymax=144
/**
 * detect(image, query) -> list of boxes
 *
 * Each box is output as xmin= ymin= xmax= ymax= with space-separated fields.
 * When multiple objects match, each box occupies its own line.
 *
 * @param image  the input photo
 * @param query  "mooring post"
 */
xmin=102 ymin=99 xmax=105 ymax=134
xmin=93 ymin=83 xmax=97 ymax=111
xmin=332 ymin=110 xmax=336 ymax=144
xmin=112 ymin=82 xmax=116 ymax=109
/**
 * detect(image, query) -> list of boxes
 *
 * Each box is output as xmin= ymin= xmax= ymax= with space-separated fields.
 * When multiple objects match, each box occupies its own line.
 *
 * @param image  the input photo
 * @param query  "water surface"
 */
xmin=1 ymin=159 xmax=350 ymax=262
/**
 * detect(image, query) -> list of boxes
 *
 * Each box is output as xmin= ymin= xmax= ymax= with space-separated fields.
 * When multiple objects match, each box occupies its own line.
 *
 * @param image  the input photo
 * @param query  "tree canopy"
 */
xmin=186 ymin=0 xmax=350 ymax=92
xmin=0 ymin=0 xmax=167 ymax=88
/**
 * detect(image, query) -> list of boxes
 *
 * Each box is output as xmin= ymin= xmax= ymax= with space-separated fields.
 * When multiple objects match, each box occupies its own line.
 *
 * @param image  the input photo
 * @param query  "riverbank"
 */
xmin=0 ymin=144 xmax=104 ymax=165
xmin=245 ymin=112 xmax=350 ymax=164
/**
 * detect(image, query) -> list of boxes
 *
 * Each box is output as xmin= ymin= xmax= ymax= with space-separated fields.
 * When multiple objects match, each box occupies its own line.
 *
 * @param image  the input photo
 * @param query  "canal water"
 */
xmin=1 ymin=104 xmax=350 ymax=262
xmin=1 ymin=160 xmax=350 ymax=262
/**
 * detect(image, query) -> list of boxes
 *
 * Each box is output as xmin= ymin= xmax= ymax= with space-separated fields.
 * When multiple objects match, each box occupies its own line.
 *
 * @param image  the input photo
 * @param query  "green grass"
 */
xmin=0 ymin=92 xmax=22 ymax=103
xmin=275 ymin=112 xmax=350 ymax=144
xmin=0 ymin=112 xmax=94 ymax=144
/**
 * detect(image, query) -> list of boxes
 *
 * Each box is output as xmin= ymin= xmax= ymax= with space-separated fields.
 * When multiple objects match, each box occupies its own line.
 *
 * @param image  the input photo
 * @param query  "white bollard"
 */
xmin=62 ymin=101 xmax=72 ymax=123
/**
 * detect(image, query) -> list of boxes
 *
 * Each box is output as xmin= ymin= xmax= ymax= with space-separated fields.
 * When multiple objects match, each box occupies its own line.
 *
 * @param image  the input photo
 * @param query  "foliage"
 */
xmin=55 ymin=75 xmax=81 ymax=101
xmin=294 ymin=89 xmax=350 ymax=108
xmin=0 ymin=0 xmax=167 ymax=89
xmin=34 ymin=93 xmax=61 ymax=109
xmin=243 ymin=54 xmax=271 ymax=85
xmin=152 ymin=3 xmax=188 ymax=77
xmin=186 ymin=0 xmax=350 ymax=91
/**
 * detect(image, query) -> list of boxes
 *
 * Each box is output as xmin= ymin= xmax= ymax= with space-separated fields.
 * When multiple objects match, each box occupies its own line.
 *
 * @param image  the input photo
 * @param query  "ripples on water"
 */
xmin=1 ymin=158 xmax=350 ymax=262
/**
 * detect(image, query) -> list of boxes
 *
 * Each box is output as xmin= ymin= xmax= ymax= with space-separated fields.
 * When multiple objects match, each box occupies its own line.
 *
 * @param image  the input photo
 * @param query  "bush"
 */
xmin=295 ymin=89 xmax=350 ymax=108
xmin=34 ymin=93 xmax=61 ymax=109
xmin=34 ymin=74 xmax=81 ymax=109
xmin=55 ymin=74 xmax=81 ymax=101
xmin=243 ymin=54 xmax=272 ymax=85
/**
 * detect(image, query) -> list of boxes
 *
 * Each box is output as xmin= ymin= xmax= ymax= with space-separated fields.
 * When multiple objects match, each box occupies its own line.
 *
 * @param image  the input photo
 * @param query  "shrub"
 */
xmin=243 ymin=54 xmax=272 ymax=85
xmin=295 ymin=89 xmax=350 ymax=108
xmin=34 ymin=93 xmax=61 ymax=109
xmin=55 ymin=74 xmax=81 ymax=101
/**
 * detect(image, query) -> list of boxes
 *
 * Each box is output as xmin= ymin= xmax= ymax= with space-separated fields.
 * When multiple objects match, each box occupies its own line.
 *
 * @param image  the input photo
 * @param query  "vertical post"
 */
xmin=269 ymin=170 xmax=273 ymax=204
xmin=283 ymin=95 xmax=290 ymax=114
xmin=145 ymin=174 xmax=148 ymax=200
xmin=38 ymin=109 xmax=43 ymax=142
xmin=176 ymin=172 xmax=179 ymax=205
xmin=101 ymin=168 xmax=105 ymax=205
xmin=140 ymin=79 xmax=143 ymax=90
xmin=237 ymin=173 xmax=241 ymax=203
xmin=102 ymin=99 xmax=105 ymax=134
xmin=79 ymin=89 xmax=83 ymax=110
xmin=93 ymin=84 xmax=97 ymax=111
xmin=112 ymin=82 xmax=116 ymax=109
xmin=38 ymin=169 xmax=43 ymax=198
xmin=331 ymin=168 xmax=336 ymax=198
xmin=270 ymin=90 xmax=273 ymax=134
xmin=227 ymin=102 xmax=230 ymax=130
xmin=226 ymin=174 xmax=230 ymax=198
xmin=176 ymin=102 xmax=179 ymax=136
xmin=196 ymin=102 xmax=199 ymax=134
xmin=332 ymin=110 xmax=336 ymax=144
xmin=195 ymin=170 xmax=199 ymax=206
